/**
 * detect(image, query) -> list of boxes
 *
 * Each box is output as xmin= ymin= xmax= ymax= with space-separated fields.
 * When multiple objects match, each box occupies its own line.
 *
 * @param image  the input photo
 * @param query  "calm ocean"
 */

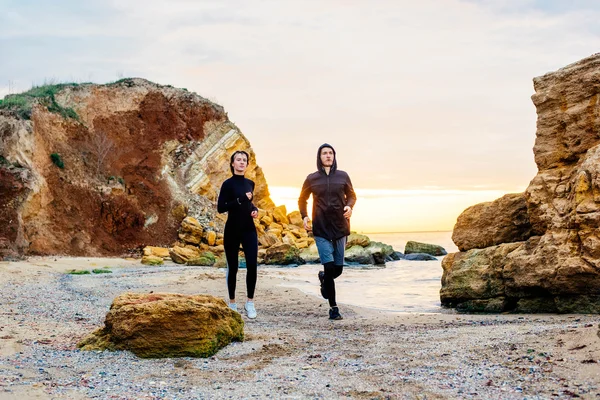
xmin=266 ymin=231 xmax=457 ymax=313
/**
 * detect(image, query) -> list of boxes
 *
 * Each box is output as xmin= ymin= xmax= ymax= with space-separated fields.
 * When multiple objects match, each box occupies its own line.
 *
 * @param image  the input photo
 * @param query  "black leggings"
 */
xmin=324 ymin=261 xmax=344 ymax=307
xmin=224 ymin=229 xmax=258 ymax=300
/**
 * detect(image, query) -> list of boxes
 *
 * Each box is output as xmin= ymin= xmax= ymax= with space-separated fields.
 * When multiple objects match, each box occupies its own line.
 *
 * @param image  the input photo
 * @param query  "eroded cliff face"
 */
xmin=442 ymin=54 xmax=600 ymax=313
xmin=0 ymin=79 xmax=274 ymax=258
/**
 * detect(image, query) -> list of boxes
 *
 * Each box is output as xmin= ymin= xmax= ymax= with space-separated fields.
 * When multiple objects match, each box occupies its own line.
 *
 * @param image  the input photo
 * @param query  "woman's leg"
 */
xmin=241 ymin=230 xmax=258 ymax=299
xmin=224 ymin=232 xmax=241 ymax=302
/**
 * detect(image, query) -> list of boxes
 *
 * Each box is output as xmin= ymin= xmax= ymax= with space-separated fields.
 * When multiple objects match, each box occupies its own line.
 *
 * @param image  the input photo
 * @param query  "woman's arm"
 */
xmin=217 ymin=181 xmax=248 ymax=213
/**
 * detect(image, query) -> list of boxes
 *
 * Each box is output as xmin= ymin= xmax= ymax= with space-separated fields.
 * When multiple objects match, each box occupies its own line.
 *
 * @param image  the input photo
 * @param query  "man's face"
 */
xmin=320 ymin=147 xmax=334 ymax=167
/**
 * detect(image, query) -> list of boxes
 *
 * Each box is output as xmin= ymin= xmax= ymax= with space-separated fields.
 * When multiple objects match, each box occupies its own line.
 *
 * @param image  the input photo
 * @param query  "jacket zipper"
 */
xmin=326 ymin=173 xmax=330 ymax=208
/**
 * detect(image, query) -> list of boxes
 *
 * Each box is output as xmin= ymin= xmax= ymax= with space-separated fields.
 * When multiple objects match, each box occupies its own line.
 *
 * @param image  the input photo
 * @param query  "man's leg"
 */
xmin=328 ymin=236 xmax=347 ymax=320
xmin=314 ymin=236 xmax=335 ymax=301
xmin=332 ymin=236 xmax=347 ymax=278
xmin=323 ymin=261 xmax=337 ymax=307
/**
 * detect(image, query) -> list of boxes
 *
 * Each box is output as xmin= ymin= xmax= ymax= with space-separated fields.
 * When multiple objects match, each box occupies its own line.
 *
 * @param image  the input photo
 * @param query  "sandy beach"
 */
xmin=1 ymin=258 xmax=599 ymax=399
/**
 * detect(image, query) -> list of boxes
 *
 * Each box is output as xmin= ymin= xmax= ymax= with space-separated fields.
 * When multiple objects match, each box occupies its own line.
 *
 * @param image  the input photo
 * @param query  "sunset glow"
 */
xmin=269 ymin=186 xmax=525 ymax=233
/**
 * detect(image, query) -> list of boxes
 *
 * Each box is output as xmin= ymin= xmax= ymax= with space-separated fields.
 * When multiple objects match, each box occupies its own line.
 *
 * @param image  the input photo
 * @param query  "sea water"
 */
xmin=266 ymin=231 xmax=458 ymax=313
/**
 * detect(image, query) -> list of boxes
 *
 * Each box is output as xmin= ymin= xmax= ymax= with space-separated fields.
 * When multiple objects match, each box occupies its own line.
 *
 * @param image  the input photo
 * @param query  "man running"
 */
xmin=298 ymin=143 xmax=356 ymax=320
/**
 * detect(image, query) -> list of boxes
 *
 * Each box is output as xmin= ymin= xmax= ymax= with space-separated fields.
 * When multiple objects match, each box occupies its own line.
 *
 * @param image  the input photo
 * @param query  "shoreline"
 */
xmin=1 ymin=257 xmax=599 ymax=399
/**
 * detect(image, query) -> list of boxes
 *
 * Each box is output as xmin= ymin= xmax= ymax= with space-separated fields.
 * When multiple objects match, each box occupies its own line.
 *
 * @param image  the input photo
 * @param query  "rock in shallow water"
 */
xmin=405 ymin=241 xmax=447 ymax=256
xmin=404 ymin=253 xmax=438 ymax=261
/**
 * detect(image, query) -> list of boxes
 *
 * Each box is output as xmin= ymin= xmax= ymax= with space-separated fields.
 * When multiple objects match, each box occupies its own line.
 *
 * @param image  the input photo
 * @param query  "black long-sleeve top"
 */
xmin=298 ymin=169 xmax=357 ymax=241
xmin=217 ymin=174 xmax=258 ymax=233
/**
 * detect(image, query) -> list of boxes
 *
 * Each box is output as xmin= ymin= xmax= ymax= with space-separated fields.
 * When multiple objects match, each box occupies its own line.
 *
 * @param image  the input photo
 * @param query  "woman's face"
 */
xmin=232 ymin=153 xmax=248 ymax=174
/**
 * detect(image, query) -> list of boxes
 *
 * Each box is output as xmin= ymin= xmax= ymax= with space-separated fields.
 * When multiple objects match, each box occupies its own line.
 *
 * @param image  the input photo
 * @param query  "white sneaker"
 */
xmin=228 ymin=302 xmax=237 ymax=312
xmin=245 ymin=302 xmax=257 ymax=319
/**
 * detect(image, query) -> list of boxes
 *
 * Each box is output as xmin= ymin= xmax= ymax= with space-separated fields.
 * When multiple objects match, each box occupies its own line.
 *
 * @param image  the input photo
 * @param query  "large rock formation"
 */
xmin=442 ymin=53 xmax=600 ymax=313
xmin=0 ymin=79 xmax=401 ymax=266
xmin=0 ymin=79 xmax=274 ymax=258
xmin=452 ymin=193 xmax=532 ymax=252
xmin=78 ymin=293 xmax=243 ymax=358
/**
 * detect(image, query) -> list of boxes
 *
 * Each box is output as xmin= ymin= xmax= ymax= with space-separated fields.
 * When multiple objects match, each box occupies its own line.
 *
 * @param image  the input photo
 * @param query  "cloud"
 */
xmin=1 ymin=0 xmax=598 ymax=197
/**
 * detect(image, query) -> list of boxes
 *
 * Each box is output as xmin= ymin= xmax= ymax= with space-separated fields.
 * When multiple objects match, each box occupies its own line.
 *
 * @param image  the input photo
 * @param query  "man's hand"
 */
xmin=303 ymin=216 xmax=311 ymax=231
xmin=251 ymin=210 xmax=258 ymax=218
xmin=343 ymin=206 xmax=352 ymax=219
xmin=246 ymin=192 xmax=253 ymax=200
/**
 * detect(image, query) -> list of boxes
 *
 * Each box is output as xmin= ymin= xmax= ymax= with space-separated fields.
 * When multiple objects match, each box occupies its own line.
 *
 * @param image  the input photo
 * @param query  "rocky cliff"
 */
xmin=442 ymin=54 xmax=600 ymax=313
xmin=0 ymin=79 xmax=274 ymax=258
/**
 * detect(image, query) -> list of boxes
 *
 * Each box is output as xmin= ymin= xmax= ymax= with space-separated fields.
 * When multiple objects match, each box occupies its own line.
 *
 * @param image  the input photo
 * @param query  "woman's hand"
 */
xmin=246 ymin=192 xmax=253 ymax=200
xmin=251 ymin=210 xmax=258 ymax=218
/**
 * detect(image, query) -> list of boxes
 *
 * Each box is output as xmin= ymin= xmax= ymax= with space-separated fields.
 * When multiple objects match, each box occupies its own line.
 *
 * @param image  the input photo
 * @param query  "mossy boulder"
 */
xmin=264 ymin=243 xmax=303 ymax=265
xmin=346 ymin=233 xmax=371 ymax=248
xmin=405 ymin=241 xmax=447 ymax=256
xmin=365 ymin=241 xmax=395 ymax=265
xmin=214 ymin=254 xmax=228 ymax=268
xmin=78 ymin=293 xmax=244 ymax=358
xmin=299 ymin=243 xmax=320 ymax=264
xmin=187 ymin=251 xmax=216 ymax=266
xmin=404 ymin=253 xmax=438 ymax=261
xmin=141 ymin=255 xmax=164 ymax=265
xmin=344 ymin=245 xmax=374 ymax=265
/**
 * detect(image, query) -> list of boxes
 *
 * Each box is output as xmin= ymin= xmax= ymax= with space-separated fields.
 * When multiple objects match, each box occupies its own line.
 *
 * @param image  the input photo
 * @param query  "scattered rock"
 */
xmin=344 ymin=245 xmax=374 ymax=265
xmin=404 ymin=253 xmax=438 ymax=261
xmin=141 ymin=255 xmax=164 ymax=266
xmin=169 ymin=246 xmax=201 ymax=264
xmin=346 ymin=233 xmax=371 ymax=248
xmin=264 ymin=243 xmax=304 ymax=265
xmin=299 ymin=243 xmax=320 ymax=264
xmin=365 ymin=241 xmax=395 ymax=265
xmin=78 ymin=293 xmax=244 ymax=358
xmin=405 ymin=241 xmax=447 ymax=256
xmin=143 ymin=246 xmax=170 ymax=259
xmin=178 ymin=217 xmax=204 ymax=245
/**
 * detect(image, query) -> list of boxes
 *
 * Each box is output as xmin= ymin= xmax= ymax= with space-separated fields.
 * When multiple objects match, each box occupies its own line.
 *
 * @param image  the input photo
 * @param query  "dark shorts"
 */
xmin=314 ymin=236 xmax=347 ymax=265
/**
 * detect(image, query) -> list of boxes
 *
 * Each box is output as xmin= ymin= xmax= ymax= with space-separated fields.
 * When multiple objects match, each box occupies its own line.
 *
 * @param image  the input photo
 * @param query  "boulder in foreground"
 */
xmin=78 ymin=293 xmax=243 ymax=358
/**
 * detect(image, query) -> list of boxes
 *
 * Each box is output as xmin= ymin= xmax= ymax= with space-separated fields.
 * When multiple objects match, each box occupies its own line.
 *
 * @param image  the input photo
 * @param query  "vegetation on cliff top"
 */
xmin=0 ymin=79 xmax=210 ymax=121
xmin=0 ymin=82 xmax=81 ymax=120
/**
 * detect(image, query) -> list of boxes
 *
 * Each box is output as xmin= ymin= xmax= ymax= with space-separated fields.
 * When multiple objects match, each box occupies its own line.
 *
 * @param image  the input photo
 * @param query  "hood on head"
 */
xmin=317 ymin=143 xmax=337 ymax=173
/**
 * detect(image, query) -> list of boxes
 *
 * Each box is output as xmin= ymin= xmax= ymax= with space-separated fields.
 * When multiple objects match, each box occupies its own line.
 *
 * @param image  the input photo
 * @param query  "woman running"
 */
xmin=217 ymin=150 xmax=259 ymax=319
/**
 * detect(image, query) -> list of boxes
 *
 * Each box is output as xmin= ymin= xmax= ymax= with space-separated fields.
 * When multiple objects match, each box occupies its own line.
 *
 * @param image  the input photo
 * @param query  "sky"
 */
xmin=1 ymin=0 xmax=599 ymax=232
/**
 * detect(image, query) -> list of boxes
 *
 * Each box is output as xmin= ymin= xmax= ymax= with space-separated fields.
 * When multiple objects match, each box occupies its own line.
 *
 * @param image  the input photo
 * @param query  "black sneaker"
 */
xmin=329 ymin=306 xmax=343 ymax=320
xmin=318 ymin=271 xmax=328 ymax=299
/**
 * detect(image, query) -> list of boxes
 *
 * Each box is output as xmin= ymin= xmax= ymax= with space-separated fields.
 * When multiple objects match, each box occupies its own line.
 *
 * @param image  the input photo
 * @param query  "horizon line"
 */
xmin=358 ymin=230 xmax=453 ymax=234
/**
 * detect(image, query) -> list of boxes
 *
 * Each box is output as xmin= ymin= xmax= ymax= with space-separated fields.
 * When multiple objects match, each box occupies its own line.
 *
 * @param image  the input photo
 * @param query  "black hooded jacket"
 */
xmin=298 ymin=144 xmax=357 ymax=241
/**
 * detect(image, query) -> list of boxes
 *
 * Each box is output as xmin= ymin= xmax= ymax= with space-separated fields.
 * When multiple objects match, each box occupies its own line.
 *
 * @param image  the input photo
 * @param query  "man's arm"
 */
xmin=343 ymin=174 xmax=357 ymax=218
xmin=298 ymin=177 xmax=313 ymax=230
xmin=298 ymin=177 xmax=312 ymax=219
